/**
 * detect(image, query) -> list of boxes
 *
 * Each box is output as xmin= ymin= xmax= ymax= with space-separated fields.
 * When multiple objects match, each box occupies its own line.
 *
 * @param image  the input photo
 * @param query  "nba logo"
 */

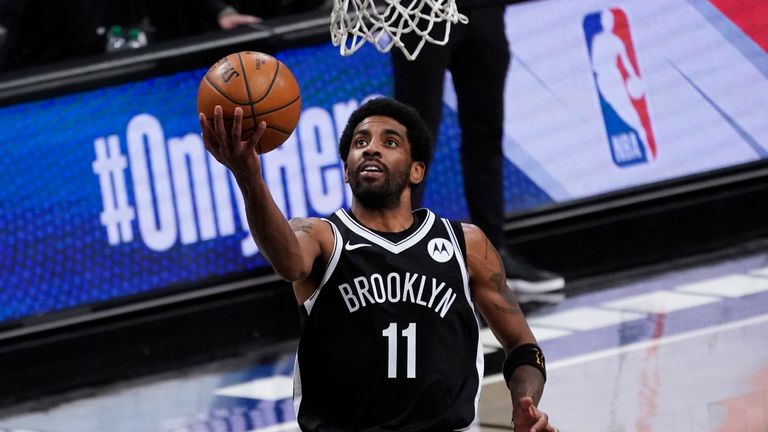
xmin=584 ymin=8 xmax=656 ymax=167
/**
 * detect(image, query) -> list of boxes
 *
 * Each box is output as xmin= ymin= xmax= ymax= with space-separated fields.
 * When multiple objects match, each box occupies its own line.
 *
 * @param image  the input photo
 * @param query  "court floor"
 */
xmin=1 ymin=249 xmax=767 ymax=432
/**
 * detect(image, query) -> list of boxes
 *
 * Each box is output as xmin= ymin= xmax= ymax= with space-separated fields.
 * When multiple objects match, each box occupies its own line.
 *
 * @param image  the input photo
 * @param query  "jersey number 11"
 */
xmin=382 ymin=322 xmax=416 ymax=379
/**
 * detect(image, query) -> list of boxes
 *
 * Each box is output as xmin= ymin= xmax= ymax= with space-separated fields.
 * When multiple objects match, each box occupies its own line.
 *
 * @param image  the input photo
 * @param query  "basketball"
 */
xmin=197 ymin=51 xmax=301 ymax=154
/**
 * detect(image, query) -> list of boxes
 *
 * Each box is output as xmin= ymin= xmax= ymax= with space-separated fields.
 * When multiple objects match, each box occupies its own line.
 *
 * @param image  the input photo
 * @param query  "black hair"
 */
xmin=338 ymin=97 xmax=434 ymax=170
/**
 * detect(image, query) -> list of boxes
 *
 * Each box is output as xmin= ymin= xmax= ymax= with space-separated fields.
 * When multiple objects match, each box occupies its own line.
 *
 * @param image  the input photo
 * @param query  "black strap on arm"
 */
xmin=503 ymin=343 xmax=546 ymax=384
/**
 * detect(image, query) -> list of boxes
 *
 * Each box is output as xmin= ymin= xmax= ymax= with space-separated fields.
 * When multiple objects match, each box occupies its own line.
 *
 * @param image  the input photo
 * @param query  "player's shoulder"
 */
xmin=460 ymin=222 xmax=488 ymax=245
xmin=288 ymin=216 xmax=333 ymax=237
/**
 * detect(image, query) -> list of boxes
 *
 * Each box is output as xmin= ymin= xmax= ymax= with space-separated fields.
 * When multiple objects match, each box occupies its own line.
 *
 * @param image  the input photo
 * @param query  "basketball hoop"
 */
xmin=330 ymin=0 xmax=468 ymax=61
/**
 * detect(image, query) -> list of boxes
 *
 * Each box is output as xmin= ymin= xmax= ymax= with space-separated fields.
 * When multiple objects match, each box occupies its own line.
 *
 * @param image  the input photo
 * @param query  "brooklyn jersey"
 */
xmin=294 ymin=208 xmax=484 ymax=432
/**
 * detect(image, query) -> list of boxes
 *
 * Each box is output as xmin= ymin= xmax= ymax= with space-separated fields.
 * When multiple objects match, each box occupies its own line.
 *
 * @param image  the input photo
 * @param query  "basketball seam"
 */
xmin=253 ymin=94 xmax=301 ymax=118
xmin=237 ymin=52 xmax=261 ymax=153
xmin=267 ymin=128 xmax=290 ymax=136
xmin=225 ymin=108 xmax=294 ymax=135
xmin=242 ymin=125 xmax=291 ymax=135
xmin=203 ymin=77 xmax=249 ymax=106
xmin=267 ymin=124 xmax=292 ymax=134
xmin=222 ymin=95 xmax=301 ymax=120
xmin=250 ymin=61 xmax=280 ymax=106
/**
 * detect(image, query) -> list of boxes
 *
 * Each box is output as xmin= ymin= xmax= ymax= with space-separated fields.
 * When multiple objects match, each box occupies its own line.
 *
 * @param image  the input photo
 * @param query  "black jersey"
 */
xmin=294 ymin=208 xmax=484 ymax=432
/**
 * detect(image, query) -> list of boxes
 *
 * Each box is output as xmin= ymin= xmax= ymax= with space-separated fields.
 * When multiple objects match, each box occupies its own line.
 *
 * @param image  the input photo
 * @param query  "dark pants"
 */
xmin=392 ymin=5 xmax=510 ymax=248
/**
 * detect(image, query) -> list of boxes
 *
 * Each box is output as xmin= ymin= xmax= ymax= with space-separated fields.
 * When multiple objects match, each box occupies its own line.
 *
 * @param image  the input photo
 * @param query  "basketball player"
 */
xmin=199 ymin=98 xmax=557 ymax=432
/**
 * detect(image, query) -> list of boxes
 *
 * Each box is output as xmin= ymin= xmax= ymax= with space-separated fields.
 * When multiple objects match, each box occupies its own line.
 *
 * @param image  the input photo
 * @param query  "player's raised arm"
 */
xmin=464 ymin=223 xmax=557 ymax=432
xmin=199 ymin=105 xmax=326 ymax=282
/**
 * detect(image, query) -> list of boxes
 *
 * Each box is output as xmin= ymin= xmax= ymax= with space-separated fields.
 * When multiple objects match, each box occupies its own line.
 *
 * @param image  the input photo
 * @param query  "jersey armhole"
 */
xmin=302 ymin=218 xmax=343 ymax=315
xmin=449 ymin=220 xmax=468 ymax=266
xmin=309 ymin=218 xmax=338 ymax=277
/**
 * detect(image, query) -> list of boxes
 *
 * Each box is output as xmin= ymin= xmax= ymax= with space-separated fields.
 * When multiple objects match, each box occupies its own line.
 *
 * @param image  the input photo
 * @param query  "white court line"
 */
xmin=601 ymin=290 xmax=721 ymax=314
xmin=527 ymin=307 xmax=645 ymax=331
xmin=215 ymin=375 xmax=294 ymax=401
xmin=248 ymin=421 xmax=300 ymax=432
xmin=482 ymin=312 xmax=768 ymax=385
xmin=675 ymin=274 xmax=768 ymax=298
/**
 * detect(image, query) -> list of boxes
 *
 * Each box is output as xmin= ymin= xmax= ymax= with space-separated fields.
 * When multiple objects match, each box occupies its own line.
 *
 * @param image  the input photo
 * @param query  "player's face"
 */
xmin=345 ymin=116 xmax=423 ymax=210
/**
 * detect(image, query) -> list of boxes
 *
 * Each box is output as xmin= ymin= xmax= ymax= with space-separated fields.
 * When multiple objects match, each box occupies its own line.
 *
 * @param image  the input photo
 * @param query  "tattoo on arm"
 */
xmin=487 ymin=237 xmax=522 ymax=316
xmin=289 ymin=218 xmax=313 ymax=234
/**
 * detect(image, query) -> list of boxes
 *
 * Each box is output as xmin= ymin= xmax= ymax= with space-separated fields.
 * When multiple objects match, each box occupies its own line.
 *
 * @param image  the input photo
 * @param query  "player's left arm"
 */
xmin=464 ymin=223 xmax=556 ymax=432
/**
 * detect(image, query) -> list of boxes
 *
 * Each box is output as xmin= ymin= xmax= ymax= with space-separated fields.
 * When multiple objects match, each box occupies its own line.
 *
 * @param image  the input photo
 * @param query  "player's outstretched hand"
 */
xmin=513 ymin=396 xmax=558 ymax=432
xmin=199 ymin=105 xmax=267 ymax=179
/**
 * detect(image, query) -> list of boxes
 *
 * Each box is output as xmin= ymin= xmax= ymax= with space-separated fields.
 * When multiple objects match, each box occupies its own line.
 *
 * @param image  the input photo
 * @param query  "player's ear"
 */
xmin=409 ymin=161 xmax=425 ymax=185
xmin=343 ymin=162 xmax=350 ymax=183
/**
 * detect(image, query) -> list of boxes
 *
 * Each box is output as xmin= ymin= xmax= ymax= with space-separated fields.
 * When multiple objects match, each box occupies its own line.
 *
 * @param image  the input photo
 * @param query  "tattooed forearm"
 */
xmin=289 ymin=218 xmax=313 ymax=234
xmin=497 ymin=281 xmax=521 ymax=313
xmin=489 ymin=240 xmax=522 ymax=315
xmin=491 ymin=288 xmax=523 ymax=315
xmin=490 ymin=271 xmax=505 ymax=292
xmin=493 ymin=302 xmax=521 ymax=315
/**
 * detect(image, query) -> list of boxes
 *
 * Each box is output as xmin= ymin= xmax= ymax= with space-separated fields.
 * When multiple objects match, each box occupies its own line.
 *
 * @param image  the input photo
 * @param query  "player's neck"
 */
xmin=349 ymin=200 xmax=415 ymax=233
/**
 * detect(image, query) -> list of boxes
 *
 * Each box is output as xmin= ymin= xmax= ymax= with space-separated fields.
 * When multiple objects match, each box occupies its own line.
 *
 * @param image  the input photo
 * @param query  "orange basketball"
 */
xmin=197 ymin=51 xmax=301 ymax=154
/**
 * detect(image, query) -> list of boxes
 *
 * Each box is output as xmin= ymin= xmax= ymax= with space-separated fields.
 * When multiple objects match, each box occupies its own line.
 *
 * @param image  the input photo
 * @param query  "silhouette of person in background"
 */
xmin=143 ymin=0 xmax=259 ymax=43
xmin=0 ymin=0 xmax=326 ymax=71
xmin=0 ymin=0 xmax=240 ymax=70
xmin=391 ymin=0 xmax=565 ymax=294
xmin=0 ymin=0 xmax=139 ymax=70
xmin=226 ymin=0 xmax=327 ymax=20
xmin=142 ymin=0 xmax=327 ymax=43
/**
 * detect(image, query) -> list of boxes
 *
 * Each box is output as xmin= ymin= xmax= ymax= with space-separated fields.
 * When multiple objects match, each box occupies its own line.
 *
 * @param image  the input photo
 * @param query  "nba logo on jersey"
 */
xmin=583 ymin=8 xmax=657 ymax=167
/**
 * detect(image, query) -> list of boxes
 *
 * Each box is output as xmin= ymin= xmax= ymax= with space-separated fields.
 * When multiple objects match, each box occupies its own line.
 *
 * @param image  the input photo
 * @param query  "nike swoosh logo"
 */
xmin=345 ymin=241 xmax=372 ymax=251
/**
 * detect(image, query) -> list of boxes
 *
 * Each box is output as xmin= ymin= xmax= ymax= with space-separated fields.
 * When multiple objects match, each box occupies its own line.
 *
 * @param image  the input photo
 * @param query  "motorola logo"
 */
xmin=427 ymin=238 xmax=454 ymax=263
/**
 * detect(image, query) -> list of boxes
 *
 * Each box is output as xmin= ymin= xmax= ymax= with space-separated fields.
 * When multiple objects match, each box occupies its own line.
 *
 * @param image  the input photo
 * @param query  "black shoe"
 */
xmin=500 ymin=249 xmax=565 ymax=294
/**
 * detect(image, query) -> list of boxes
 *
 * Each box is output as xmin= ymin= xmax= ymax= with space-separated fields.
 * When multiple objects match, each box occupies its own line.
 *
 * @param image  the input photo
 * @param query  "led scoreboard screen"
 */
xmin=1 ymin=0 xmax=766 ymax=327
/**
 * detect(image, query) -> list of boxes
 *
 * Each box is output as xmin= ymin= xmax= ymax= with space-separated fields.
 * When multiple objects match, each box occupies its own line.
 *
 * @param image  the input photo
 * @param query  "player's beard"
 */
xmin=349 ymin=164 xmax=411 ymax=210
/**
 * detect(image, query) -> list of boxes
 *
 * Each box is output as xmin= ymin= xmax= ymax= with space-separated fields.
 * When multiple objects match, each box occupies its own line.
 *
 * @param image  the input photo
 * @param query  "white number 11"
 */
xmin=382 ymin=322 xmax=416 ymax=379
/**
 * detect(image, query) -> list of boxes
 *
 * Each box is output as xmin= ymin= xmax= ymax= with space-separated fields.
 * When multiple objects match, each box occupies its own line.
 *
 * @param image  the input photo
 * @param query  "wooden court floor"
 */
xmin=0 ymin=251 xmax=767 ymax=432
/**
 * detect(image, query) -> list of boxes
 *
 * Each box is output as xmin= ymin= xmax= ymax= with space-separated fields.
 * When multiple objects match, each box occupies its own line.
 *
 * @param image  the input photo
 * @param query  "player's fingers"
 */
xmin=213 ymin=105 xmax=229 ymax=152
xmin=529 ymin=409 xmax=549 ymax=432
xmin=199 ymin=113 xmax=215 ymax=139
xmin=199 ymin=113 xmax=211 ymax=140
xmin=518 ymin=396 xmax=534 ymax=412
xmin=232 ymin=107 xmax=243 ymax=145
xmin=199 ymin=113 xmax=219 ymax=153
xmin=249 ymin=120 xmax=267 ymax=151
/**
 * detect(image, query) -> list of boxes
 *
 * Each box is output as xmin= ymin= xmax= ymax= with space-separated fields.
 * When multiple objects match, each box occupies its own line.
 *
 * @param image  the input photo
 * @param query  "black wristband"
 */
xmin=503 ymin=343 xmax=546 ymax=384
